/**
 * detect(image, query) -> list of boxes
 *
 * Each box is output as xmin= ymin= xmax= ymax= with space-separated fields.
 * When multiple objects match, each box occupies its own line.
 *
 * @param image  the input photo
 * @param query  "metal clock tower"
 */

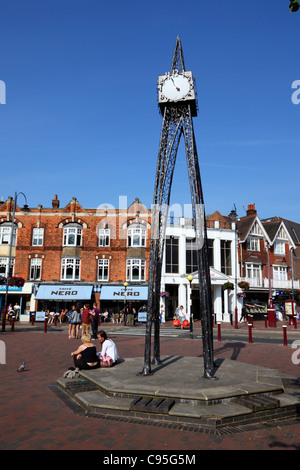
xmin=141 ymin=36 xmax=215 ymax=379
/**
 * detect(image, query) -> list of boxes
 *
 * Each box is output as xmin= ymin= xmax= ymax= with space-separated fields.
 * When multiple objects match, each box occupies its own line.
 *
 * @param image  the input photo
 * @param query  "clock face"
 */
xmin=161 ymin=74 xmax=191 ymax=101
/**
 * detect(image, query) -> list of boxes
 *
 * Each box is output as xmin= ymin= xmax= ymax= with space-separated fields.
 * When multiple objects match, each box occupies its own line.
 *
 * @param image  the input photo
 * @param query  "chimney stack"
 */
xmin=247 ymin=203 xmax=256 ymax=216
xmin=52 ymin=194 xmax=60 ymax=209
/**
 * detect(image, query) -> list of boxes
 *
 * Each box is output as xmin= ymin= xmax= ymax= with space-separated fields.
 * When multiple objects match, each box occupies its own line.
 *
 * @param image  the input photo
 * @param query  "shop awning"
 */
xmin=100 ymin=285 xmax=148 ymax=301
xmin=35 ymin=285 xmax=93 ymax=300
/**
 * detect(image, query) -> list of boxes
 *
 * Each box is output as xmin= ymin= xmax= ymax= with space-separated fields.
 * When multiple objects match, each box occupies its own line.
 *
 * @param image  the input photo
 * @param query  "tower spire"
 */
xmin=171 ymin=35 xmax=185 ymax=73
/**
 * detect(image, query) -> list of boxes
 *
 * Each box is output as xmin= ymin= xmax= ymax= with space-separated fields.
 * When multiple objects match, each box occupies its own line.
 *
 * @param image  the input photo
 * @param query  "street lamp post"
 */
xmin=123 ymin=281 xmax=128 ymax=326
xmin=2 ymin=192 xmax=28 ymax=332
xmin=229 ymin=205 xmax=238 ymax=329
xmin=187 ymin=274 xmax=193 ymax=338
xmin=266 ymin=241 xmax=276 ymax=327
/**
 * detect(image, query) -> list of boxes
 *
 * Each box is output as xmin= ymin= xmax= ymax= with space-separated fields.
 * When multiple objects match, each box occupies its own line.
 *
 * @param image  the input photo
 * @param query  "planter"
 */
xmin=223 ymin=282 xmax=234 ymax=291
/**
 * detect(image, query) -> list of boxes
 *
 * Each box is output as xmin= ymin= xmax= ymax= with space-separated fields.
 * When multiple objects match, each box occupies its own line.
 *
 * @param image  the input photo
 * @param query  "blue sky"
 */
xmin=0 ymin=0 xmax=300 ymax=222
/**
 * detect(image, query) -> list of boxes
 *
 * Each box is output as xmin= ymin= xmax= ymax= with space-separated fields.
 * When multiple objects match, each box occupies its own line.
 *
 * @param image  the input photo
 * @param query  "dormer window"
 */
xmin=127 ymin=224 xmax=146 ymax=248
xmin=63 ymin=224 xmax=82 ymax=247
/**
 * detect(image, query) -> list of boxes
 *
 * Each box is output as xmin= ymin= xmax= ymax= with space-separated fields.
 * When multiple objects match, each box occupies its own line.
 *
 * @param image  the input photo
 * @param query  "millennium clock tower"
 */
xmin=141 ymin=36 xmax=215 ymax=379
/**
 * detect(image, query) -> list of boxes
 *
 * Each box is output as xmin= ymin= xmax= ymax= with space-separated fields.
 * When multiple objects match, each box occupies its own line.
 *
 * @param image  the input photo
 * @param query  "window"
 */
xmin=32 ymin=228 xmax=44 ymax=246
xmin=273 ymin=266 xmax=288 ymax=281
xmin=63 ymin=224 xmax=82 ymax=247
xmin=186 ymin=238 xmax=197 ymax=274
xmin=221 ymin=240 xmax=232 ymax=275
xmin=0 ymin=223 xmax=17 ymax=246
xmin=0 ymin=257 xmax=14 ymax=277
xmin=247 ymin=236 xmax=260 ymax=252
xmin=246 ymin=263 xmax=261 ymax=286
xmin=98 ymin=259 xmax=109 ymax=281
xmin=61 ymin=258 xmax=80 ymax=280
xmin=166 ymin=237 xmax=179 ymax=273
xmin=98 ymin=228 xmax=110 ymax=247
xmin=127 ymin=224 xmax=146 ymax=247
xmin=208 ymin=239 xmax=214 ymax=268
xmin=30 ymin=258 xmax=42 ymax=280
xmin=186 ymin=238 xmax=214 ymax=274
xmin=126 ymin=259 xmax=145 ymax=281
xmin=274 ymin=241 xmax=285 ymax=255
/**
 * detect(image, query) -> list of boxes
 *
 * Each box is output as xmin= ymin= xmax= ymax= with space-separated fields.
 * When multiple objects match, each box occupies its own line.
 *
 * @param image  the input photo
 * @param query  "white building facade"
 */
xmin=160 ymin=213 xmax=242 ymax=323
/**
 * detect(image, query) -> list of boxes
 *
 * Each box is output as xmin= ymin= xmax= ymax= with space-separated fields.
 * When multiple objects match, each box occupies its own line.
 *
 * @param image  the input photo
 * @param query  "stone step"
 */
xmin=130 ymin=396 xmax=175 ymax=414
xmin=233 ymin=394 xmax=280 ymax=412
xmin=169 ymin=401 xmax=252 ymax=420
xmin=75 ymin=390 xmax=133 ymax=411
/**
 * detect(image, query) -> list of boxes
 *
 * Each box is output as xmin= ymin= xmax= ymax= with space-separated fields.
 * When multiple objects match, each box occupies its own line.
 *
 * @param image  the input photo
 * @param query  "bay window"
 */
xmin=61 ymin=258 xmax=80 ymax=280
xmin=126 ymin=258 xmax=145 ymax=281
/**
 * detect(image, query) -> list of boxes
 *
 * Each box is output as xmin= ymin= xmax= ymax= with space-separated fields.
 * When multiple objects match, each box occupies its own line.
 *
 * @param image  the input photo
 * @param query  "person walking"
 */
xmin=178 ymin=305 xmax=186 ymax=330
xmin=81 ymin=304 xmax=91 ymax=335
xmin=72 ymin=304 xmax=82 ymax=339
xmin=67 ymin=305 xmax=76 ymax=339
xmin=239 ymin=306 xmax=248 ymax=323
xmin=91 ymin=302 xmax=100 ymax=340
xmin=127 ymin=302 xmax=135 ymax=327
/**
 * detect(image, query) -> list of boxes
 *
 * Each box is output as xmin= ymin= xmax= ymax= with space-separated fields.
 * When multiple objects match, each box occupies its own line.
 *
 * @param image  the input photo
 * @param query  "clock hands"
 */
xmin=171 ymin=77 xmax=180 ymax=92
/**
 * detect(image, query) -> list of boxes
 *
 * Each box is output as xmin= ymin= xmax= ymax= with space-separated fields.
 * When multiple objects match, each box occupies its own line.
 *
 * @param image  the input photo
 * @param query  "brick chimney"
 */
xmin=247 ymin=203 xmax=256 ymax=216
xmin=52 ymin=194 xmax=60 ymax=209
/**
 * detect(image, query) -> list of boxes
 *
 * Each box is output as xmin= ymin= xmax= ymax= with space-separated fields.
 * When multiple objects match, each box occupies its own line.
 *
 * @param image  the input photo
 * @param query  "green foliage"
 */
xmin=290 ymin=1 xmax=300 ymax=12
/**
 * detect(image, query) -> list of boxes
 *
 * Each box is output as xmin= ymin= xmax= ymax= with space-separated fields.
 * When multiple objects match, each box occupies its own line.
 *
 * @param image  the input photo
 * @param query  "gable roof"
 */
xmin=262 ymin=216 xmax=298 ymax=249
xmin=237 ymin=214 xmax=271 ymax=244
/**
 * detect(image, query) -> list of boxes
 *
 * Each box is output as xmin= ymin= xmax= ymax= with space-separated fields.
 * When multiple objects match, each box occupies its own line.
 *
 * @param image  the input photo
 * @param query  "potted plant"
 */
xmin=160 ymin=292 xmax=169 ymax=297
xmin=238 ymin=281 xmax=250 ymax=290
xmin=223 ymin=282 xmax=234 ymax=291
xmin=8 ymin=276 xmax=25 ymax=288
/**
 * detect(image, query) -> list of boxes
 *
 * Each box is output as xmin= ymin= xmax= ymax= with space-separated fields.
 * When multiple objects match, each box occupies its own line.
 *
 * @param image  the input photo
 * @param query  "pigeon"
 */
xmin=17 ymin=361 xmax=26 ymax=372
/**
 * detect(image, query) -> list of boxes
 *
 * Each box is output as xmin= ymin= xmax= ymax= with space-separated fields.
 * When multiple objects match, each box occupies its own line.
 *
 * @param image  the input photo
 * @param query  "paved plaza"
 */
xmin=0 ymin=320 xmax=300 ymax=451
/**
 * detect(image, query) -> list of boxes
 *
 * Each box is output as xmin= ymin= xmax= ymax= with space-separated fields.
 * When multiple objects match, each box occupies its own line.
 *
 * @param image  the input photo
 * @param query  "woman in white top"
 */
xmin=97 ymin=330 xmax=119 ymax=367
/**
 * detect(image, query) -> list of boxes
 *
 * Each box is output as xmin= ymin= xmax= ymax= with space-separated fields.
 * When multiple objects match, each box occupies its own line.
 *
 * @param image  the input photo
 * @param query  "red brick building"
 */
xmin=0 ymin=195 xmax=151 ymax=320
xmin=237 ymin=204 xmax=300 ymax=317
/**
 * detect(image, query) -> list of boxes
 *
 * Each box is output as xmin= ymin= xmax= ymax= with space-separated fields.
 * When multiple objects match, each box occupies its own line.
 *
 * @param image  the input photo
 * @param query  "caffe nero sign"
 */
xmin=35 ymin=285 xmax=93 ymax=300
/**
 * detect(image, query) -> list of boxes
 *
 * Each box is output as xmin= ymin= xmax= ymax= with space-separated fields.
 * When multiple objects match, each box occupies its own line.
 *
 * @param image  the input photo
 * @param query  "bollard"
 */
xmin=283 ymin=325 xmax=288 ymax=346
xmin=54 ymin=314 xmax=57 ymax=326
xmin=11 ymin=316 xmax=15 ymax=332
xmin=217 ymin=322 xmax=221 ymax=341
xmin=248 ymin=323 xmax=253 ymax=343
xmin=44 ymin=317 xmax=48 ymax=333
xmin=249 ymin=315 xmax=253 ymax=327
xmin=31 ymin=313 xmax=35 ymax=325
xmin=264 ymin=315 xmax=268 ymax=328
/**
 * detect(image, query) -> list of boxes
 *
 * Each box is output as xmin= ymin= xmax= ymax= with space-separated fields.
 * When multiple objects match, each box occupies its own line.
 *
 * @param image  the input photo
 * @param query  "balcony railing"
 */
xmin=240 ymin=277 xmax=300 ymax=290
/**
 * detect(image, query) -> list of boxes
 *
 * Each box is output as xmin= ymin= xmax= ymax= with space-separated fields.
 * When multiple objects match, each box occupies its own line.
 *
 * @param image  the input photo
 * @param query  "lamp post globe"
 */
xmin=123 ymin=282 xmax=128 ymax=325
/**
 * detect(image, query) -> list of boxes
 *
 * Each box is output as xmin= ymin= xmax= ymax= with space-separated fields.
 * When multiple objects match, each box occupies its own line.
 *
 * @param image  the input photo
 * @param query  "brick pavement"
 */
xmin=0 ymin=320 xmax=300 ymax=451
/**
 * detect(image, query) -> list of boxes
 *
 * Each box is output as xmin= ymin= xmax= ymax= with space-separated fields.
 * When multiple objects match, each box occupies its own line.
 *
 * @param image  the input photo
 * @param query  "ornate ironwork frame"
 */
xmin=141 ymin=37 xmax=215 ymax=379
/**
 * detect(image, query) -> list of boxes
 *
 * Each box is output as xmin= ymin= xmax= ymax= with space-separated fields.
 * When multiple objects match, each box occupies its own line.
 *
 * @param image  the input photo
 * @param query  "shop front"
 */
xmin=0 ymin=282 xmax=33 ymax=321
xmin=98 ymin=285 xmax=148 ymax=321
xmin=34 ymin=284 xmax=94 ymax=321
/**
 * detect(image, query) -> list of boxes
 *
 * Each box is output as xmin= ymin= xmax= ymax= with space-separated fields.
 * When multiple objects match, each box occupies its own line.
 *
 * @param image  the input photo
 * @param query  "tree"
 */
xmin=290 ymin=1 xmax=300 ymax=12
